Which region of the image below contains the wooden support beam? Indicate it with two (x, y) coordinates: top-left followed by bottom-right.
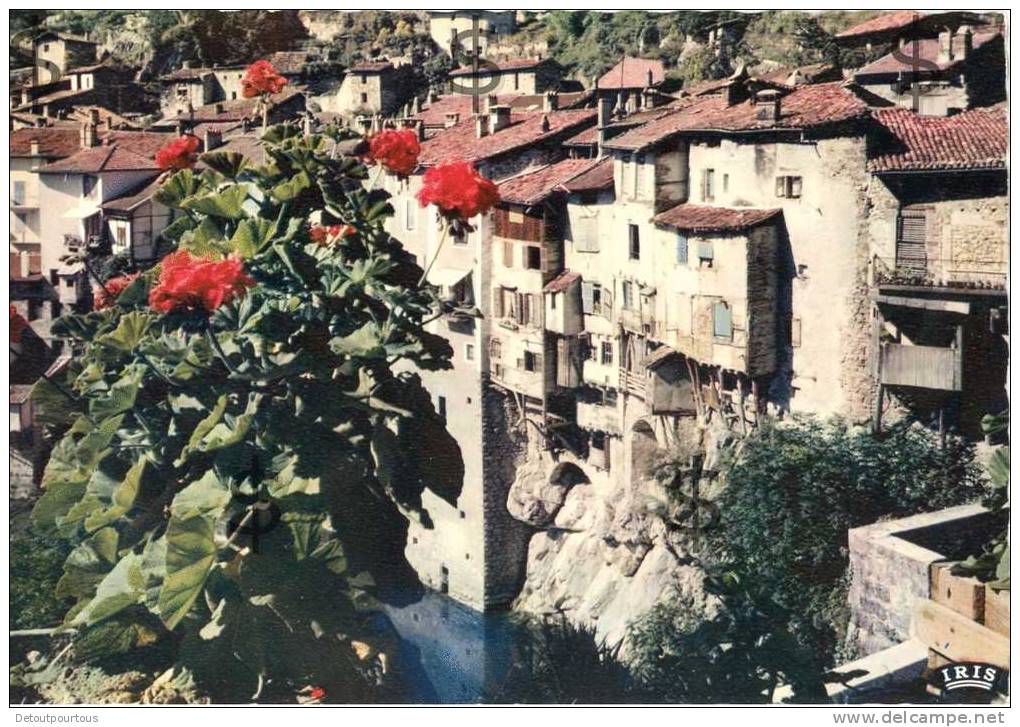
(914, 599), (1009, 670)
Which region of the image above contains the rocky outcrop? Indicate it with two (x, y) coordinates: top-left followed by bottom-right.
(510, 411), (735, 648)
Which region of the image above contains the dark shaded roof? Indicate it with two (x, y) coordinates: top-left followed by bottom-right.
(868, 107), (1007, 173)
(198, 133), (265, 166)
(10, 127), (83, 158)
(418, 108), (597, 166)
(162, 88), (303, 123)
(498, 159), (604, 205)
(854, 30), (1001, 76)
(606, 82), (870, 151)
(653, 204), (781, 233)
(449, 57), (548, 77)
(349, 61), (393, 72)
(559, 157), (614, 193)
(544, 270), (581, 293)
(38, 131), (172, 173)
(34, 31), (96, 45)
(268, 50), (318, 75)
(101, 176), (164, 212)
(597, 57), (665, 90)
(11, 87), (95, 111)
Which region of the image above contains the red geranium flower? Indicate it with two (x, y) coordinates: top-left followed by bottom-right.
(94, 273), (140, 311)
(242, 60), (288, 99)
(309, 223), (356, 245)
(417, 161), (500, 221)
(148, 251), (254, 314)
(156, 135), (200, 171)
(10, 305), (27, 344)
(365, 128), (420, 177)
(309, 687), (326, 701)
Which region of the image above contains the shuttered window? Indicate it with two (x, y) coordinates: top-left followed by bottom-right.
(713, 301), (732, 339)
(581, 281), (594, 314)
(896, 209), (928, 273)
(503, 241), (513, 267)
(676, 233), (688, 264)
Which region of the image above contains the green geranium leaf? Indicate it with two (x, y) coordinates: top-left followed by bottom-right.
(72, 551), (146, 626)
(95, 311), (153, 352)
(181, 185), (249, 220)
(200, 151), (250, 180)
(270, 171), (310, 202)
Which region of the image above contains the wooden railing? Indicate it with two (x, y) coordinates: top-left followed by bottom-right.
(619, 368), (646, 398)
(880, 343), (962, 392)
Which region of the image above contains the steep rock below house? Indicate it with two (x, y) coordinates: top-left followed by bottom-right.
(510, 413), (736, 648)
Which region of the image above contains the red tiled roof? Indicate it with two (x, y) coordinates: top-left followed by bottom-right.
(449, 57), (547, 77)
(835, 10), (925, 39)
(544, 270), (581, 293)
(350, 60), (393, 73)
(165, 88), (303, 123)
(605, 82), (870, 151)
(498, 159), (603, 205)
(559, 157), (614, 193)
(413, 92), (589, 126)
(38, 131), (172, 173)
(418, 108), (597, 166)
(653, 204), (781, 233)
(563, 125), (599, 146)
(597, 57), (665, 90)
(12, 87), (95, 111)
(854, 31), (1001, 76)
(10, 127), (83, 158)
(868, 107), (1007, 173)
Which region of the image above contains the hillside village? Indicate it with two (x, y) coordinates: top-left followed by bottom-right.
(9, 9), (1010, 705)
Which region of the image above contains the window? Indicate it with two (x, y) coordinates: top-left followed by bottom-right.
(635, 154), (647, 196)
(503, 240), (513, 267)
(701, 169), (715, 202)
(82, 175), (98, 197)
(464, 343), (476, 361)
(115, 226), (127, 246)
(621, 280), (634, 310)
(508, 209), (524, 224)
(405, 198), (416, 230)
(12, 181), (25, 206)
(582, 281), (607, 316)
(513, 72), (520, 90)
(550, 293), (557, 310)
(775, 175), (802, 198)
(360, 92), (369, 104)
(490, 339), (502, 360)
(600, 341), (613, 366)
(360, 73), (368, 83)
(698, 239), (714, 267)
(231, 91), (237, 100)
(452, 228), (467, 245)
(523, 350), (542, 372)
(628, 224), (640, 260)
(43, 44), (50, 52)
(723, 173), (729, 193)
(525, 245), (541, 270)
(437, 395), (447, 421)
(712, 301), (732, 339)
(790, 318), (802, 348)
(676, 233), (688, 264)
(896, 208), (928, 273)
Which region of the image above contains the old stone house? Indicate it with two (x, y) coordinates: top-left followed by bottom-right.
(33, 31), (97, 85)
(428, 10), (517, 57)
(447, 58), (563, 97)
(595, 57), (667, 115)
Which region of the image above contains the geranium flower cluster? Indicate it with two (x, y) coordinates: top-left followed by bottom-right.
(365, 128), (420, 177)
(309, 223), (356, 246)
(148, 251), (254, 314)
(417, 161), (500, 221)
(156, 135), (200, 171)
(242, 60), (288, 98)
(94, 273), (140, 310)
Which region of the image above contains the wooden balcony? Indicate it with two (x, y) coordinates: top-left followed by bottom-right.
(880, 342), (962, 392)
(619, 368), (646, 399)
(575, 399), (622, 436)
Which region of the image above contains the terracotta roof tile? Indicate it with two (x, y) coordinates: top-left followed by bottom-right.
(38, 132), (172, 173)
(868, 107), (1007, 172)
(597, 57), (665, 89)
(559, 157), (614, 193)
(10, 127), (83, 158)
(413, 91), (590, 126)
(835, 10), (926, 38)
(449, 58), (547, 77)
(653, 204), (781, 233)
(854, 31), (1001, 76)
(164, 88), (303, 123)
(544, 270), (581, 293)
(498, 159), (604, 205)
(418, 108), (597, 167)
(605, 82), (870, 151)
(350, 61), (393, 72)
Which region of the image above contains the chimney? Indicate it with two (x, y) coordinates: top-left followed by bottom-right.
(80, 117), (98, 148)
(20, 89), (29, 106)
(490, 104), (511, 133)
(485, 93), (498, 112)
(214, 102), (224, 114)
(598, 96), (614, 128)
(416, 119), (425, 141)
(591, 74), (599, 91)
(754, 89), (781, 122)
(645, 68), (654, 88)
(182, 60), (192, 70)
(938, 29), (954, 63)
(444, 112), (460, 128)
(204, 127), (223, 151)
(543, 91), (558, 112)
(952, 25), (973, 60)
(175, 120), (186, 136)
(474, 114), (488, 138)
(29, 139), (40, 156)
(540, 114), (550, 132)
(241, 116), (251, 133)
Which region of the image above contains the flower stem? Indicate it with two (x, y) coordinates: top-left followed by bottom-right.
(417, 220), (451, 288)
(207, 326), (240, 377)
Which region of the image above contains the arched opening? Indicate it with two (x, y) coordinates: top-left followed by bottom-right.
(549, 461), (591, 489)
(631, 419), (659, 484)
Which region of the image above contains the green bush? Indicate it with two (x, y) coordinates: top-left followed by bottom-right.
(709, 417), (986, 663)
(10, 510), (73, 632)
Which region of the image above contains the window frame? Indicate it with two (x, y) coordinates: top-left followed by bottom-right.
(628, 224), (640, 261)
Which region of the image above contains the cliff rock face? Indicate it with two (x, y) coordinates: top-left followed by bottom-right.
(508, 408), (731, 647)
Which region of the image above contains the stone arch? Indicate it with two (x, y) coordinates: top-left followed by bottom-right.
(630, 418), (660, 484)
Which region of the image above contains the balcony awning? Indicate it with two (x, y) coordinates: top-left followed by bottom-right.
(62, 201), (100, 219)
(425, 266), (472, 287)
(875, 294), (970, 315)
(641, 345), (681, 370)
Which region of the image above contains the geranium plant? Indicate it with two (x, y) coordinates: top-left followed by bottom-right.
(31, 121), (462, 702)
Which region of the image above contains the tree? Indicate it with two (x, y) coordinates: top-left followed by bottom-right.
(31, 122), (464, 702)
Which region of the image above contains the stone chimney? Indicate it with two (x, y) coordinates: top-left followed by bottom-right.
(20, 89), (29, 106)
(214, 102), (224, 114)
(444, 112), (460, 128)
(490, 105), (511, 133)
(416, 119), (425, 141)
(645, 68), (654, 87)
(485, 93), (498, 113)
(540, 114), (550, 132)
(175, 120), (186, 136)
(952, 25), (973, 60)
(182, 60), (192, 70)
(474, 114), (488, 138)
(754, 89), (781, 122)
(543, 91), (558, 112)
(29, 139), (40, 156)
(598, 96), (614, 128)
(204, 127), (223, 151)
(80, 111), (98, 148)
